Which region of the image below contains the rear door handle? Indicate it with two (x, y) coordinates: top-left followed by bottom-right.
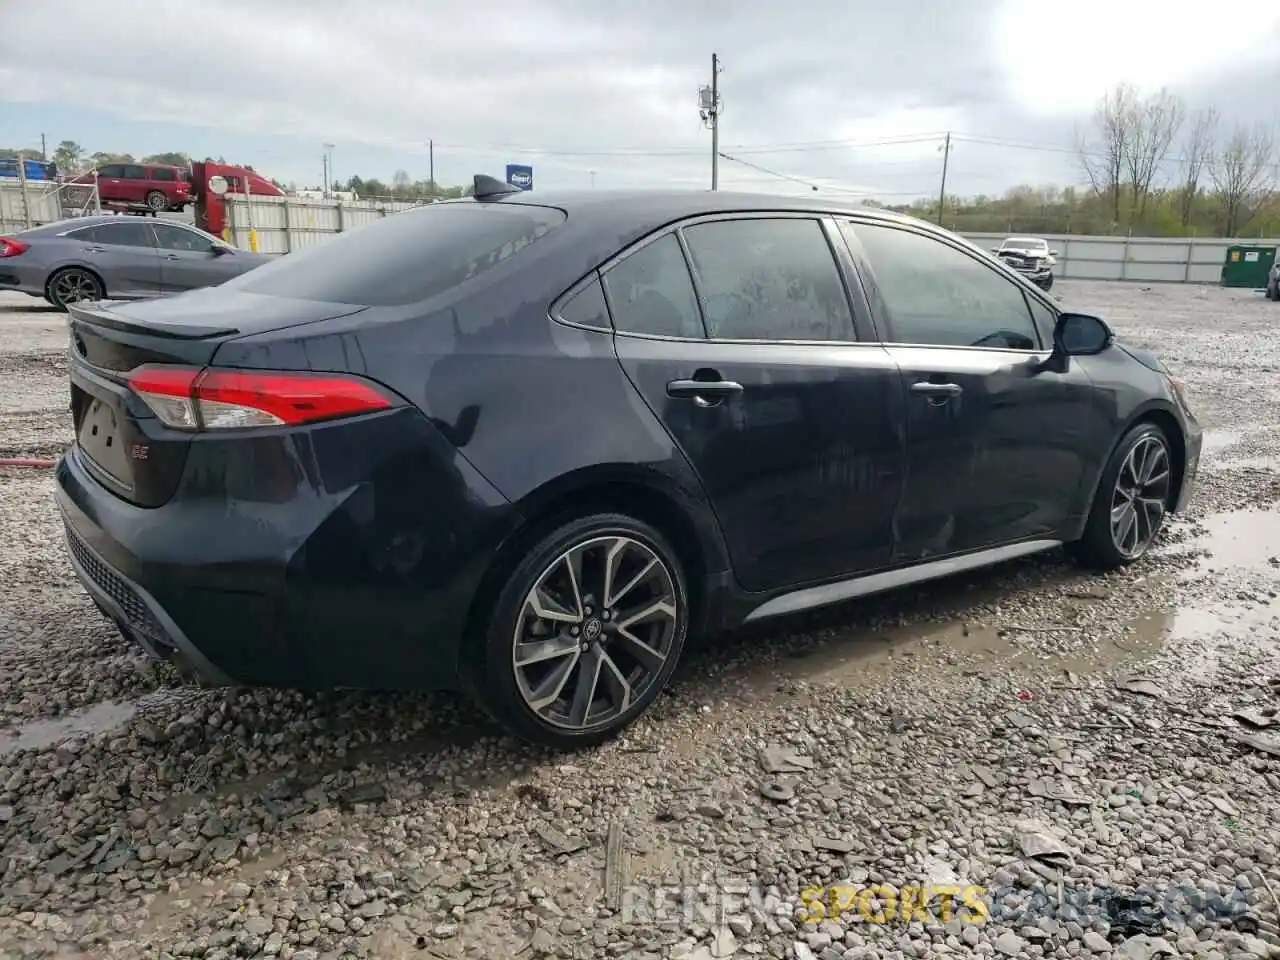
(667, 378), (743, 407)
(911, 381), (963, 397)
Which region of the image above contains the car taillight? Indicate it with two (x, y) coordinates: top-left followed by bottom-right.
(0, 237), (29, 258)
(126, 365), (394, 430)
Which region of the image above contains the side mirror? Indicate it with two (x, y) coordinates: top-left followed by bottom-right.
(211, 244), (232, 256)
(990, 247), (1001, 254)
(1054, 312), (1113, 356)
(1049, 249), (1060, 257)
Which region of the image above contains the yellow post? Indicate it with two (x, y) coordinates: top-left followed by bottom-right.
(248, 230), (260, 253)
(222, 226), (232, 244)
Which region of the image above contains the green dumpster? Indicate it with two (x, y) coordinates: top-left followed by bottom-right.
(1220, 245), (1277, 288)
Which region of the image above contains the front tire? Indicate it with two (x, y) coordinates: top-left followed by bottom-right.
(1067, 422), (1174, 571)
(1039, 274), (1054, 291)
(468, 512), (689, 749)
(145, 191), (168, 212)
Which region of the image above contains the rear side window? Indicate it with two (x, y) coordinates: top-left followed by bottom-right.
(602, 234), (704, 339)
(122, 165), (147, 179)
(681, 217), (854, 341)
(556, 276), (611, 329)
(151, 167), (177, 182)
(228, 202), (565, 306)
(92, 221), (156, 248)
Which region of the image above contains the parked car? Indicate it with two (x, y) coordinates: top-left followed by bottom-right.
(54, 176), (1202, 749)
(993, 236), (1058, 290)
(69, 163), (194, 212)
(1267, 257), (1280, 301)
(0, 215), (272, 310)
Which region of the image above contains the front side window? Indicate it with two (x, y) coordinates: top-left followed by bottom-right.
(153, 224), (214, 253)
(97, 165), (123, 178)
(842, 222), (1041, 351)
(681, 217), (854, 342)
(93, 221), (156, 248)
(226, 201), (564, 306)
(602, 233), (704, 339)
(121, 165), (147, 180)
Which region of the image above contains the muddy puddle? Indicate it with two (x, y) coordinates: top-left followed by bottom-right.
(1187, 507), (1280, 574)
(0, 690), (193, 757)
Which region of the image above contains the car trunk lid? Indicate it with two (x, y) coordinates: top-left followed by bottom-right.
(66, 292), (368, 507)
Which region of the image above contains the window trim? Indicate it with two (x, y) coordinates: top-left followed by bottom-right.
(838, 217), (1049, 355)
(554, 210), (874, 346)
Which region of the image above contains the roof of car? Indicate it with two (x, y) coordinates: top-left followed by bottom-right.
(20, 215), (209, 237)
(479, 187), (927, 227)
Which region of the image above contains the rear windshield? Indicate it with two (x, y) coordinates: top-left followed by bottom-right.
(225, 201), (566, 307)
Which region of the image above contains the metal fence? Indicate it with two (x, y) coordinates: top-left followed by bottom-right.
(958, 232), (1278, 285)
(0, 178), (100, 233)
(222, 194), (427, 254)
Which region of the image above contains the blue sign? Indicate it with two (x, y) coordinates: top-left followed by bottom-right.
(505, 164), (533, 190)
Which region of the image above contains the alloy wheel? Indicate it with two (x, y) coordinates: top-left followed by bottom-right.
(511, 535), (679, 731)
(51, 270), (101, 307)
(1109, 434), (1171, 559)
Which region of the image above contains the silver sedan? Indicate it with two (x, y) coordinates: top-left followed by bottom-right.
(0, 215), (273, 311)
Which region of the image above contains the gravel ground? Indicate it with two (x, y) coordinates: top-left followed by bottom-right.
(1, 282), (1280, 960)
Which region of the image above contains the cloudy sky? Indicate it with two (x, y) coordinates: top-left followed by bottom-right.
(1, 0), (1277, 201)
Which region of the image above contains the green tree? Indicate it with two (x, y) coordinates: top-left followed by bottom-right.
(142, 151), (190, 166)
(52, 140), (83, 173)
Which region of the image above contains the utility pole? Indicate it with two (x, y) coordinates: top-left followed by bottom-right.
(323, 144), (336, 194)
(321, 152), (329, 197)
(699, 56), (723, 190)
(937, 132), (951, 226)
(429, 139), (435, 192)
(40, 134), (47, 161)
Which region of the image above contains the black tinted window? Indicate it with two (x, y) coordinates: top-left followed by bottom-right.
(682, 218), (854, 341)
(227, 202), (565, 306)
(122, 165), (147, 179)
(843, 222), (1041, 350)
(153, 224), (214, 252)
(93, 221), (156, 248)
(603, 234), (703, 338)
(98, 165), (123, 178)
(151, 167), (177, 182)
(556, 276), (610, 329)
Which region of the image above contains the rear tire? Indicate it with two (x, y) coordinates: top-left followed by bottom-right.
(1039, 274), (1054, 291)
(466, 512), (689, 749)
(145, 191), (167, 212)
(46, 267), (104, 311)
(1067, 422), (1174, 571)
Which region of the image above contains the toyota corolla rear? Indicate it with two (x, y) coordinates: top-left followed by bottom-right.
(54, 280), (521, 692)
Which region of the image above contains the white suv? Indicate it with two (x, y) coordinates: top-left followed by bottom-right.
(992, 236), (1058, 291)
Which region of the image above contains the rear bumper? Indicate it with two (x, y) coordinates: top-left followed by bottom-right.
(54, 408), (521, 691)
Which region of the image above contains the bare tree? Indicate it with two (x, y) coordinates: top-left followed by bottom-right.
(1210, 123), (1277, 236)
(1125, 88), (1184, 219)
(1078, 83), (1141, 227)
(1177, 107), (1219, 227)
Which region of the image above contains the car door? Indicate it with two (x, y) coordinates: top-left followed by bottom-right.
(152, 223), (240, 292)
(79, 219), (162, 298)
(117, 164), (148, 203)
(836, 219), (1098, 564)
(602, 215), (908, 593)
(95, 164), (125, 202)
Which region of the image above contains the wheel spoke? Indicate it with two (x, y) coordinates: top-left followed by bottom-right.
(607, 557), (657, 610)
(563, 548), (585, 620)
(525, 650), (581, 712)
(528, 585), (579, 624)
(598, 650), (633, 714)
(615, 627), (667, 669)
(615, 598), (677, 632)
(568, 646), (604, 726)
(1113, 503), (1138, 552)
(514, 635), (580, 668)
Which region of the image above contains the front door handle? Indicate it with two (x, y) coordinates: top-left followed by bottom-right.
(163, 254), (181, 261)
(667, 378), (743, 407)
(911, 381), (963, 398)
